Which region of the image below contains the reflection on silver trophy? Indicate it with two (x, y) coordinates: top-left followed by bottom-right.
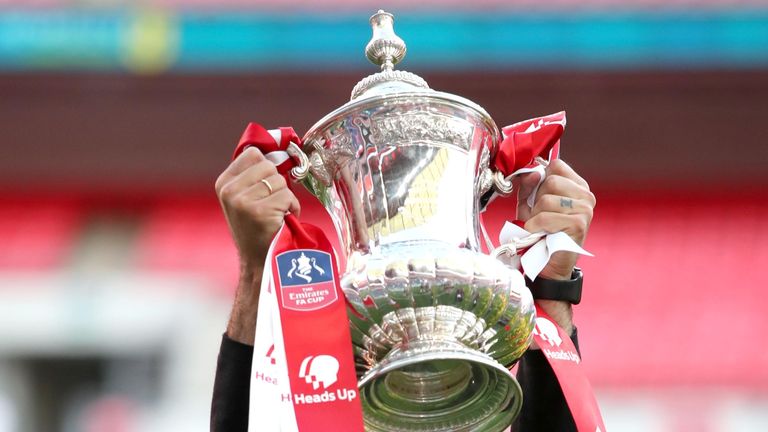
(286, 10), (536, 431)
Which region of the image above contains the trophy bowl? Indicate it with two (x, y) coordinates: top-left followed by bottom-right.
(296, 11), (536, 431)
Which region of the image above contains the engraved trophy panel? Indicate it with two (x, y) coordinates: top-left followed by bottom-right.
(297, 10), (535, 432)
(306, 97), (494, 257)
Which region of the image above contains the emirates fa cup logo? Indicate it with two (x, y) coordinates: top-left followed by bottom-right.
(287, 252), (326, 283)
(276, 250), (337, 312)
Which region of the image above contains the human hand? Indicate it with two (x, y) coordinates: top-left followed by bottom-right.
(514, 159), (595, 334)
(215, 147), (301, 345)
(516, 159), (595, 279)
(215, 147), (301, 271)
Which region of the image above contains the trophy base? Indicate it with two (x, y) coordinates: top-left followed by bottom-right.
(358, 339), (522, 432)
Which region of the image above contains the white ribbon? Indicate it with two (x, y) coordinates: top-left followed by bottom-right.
(509, 163), (547, 208)
(248, 220), (299, 432)
(264, 129), (291, 166)
(498, 222), (593, 281)
(496, 114), (564, 207)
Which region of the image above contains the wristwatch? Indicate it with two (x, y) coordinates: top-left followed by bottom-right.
(526, 267), (583, 305)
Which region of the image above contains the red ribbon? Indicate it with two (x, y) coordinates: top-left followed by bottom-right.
(533, 306), (606, 431)
(268, 222), (363, 430)
(235, 123), (303, 177)
(494, 111), (565, 176)
(234, 125), (364, 431)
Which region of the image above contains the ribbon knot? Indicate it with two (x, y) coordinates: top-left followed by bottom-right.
(498, 221), (593, 281)
(233, 123), (316, 247)
(234, 123), (303, 177)
(493, 111), (565, 177)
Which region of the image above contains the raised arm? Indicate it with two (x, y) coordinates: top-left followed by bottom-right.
(210, 147), (300, 431)
(513, 159), (596, 431)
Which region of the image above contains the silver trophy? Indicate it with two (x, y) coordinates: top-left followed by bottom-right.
(288, 11), (536, 431)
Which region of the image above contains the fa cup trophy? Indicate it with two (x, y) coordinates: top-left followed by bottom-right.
(280, 10), (537, 431)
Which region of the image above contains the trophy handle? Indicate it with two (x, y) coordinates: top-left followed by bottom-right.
(491, 170), (515, 196)
(490, 231), (546, 260)
(478, 167), (515, 200)
(285, 141), (334, 187)
(285, 142), (310, 181)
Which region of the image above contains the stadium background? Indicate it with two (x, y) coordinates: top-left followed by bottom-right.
(1, 1), (767, 431)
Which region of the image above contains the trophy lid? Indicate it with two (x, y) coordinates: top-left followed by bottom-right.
(303, 10), (499, 158)
(350, 10), (431, 100)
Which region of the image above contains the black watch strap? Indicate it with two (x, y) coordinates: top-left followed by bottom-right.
(526, 267), (583, 305)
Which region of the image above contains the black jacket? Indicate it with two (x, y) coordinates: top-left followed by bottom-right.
(211, 331), (579, 431)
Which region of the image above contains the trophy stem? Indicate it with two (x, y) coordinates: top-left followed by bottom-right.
(358, 339), (523, 432)
(384, 360), (472, 405)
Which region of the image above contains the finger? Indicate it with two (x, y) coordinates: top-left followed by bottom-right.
(546, 159), (589, 189)
(235, 172), (294, 206)
(531, 194), (594, 218)
(231, 146), (267, 176)
(524, 211), (590, 244)
(259, 173), (288, 197)
(233, 173), (288, 206)
(215, 147), (267, 193)
(260, 188), (300, 216)
(535, 174), (596, 206)
(288, 192), (301, 218)
(512, 171), (542, 205)
(512, 171), (542, 221)
(218, 160), (279, 202)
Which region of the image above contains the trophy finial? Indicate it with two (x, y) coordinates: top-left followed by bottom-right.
(365, 10), (406, 71)
(350, 10), (429, 99)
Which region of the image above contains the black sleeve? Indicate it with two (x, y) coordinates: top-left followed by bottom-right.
(210, 334), (254, 432)
(513, 327), (580, 432)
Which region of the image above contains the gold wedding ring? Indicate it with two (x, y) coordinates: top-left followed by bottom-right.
(260, 178), (273, 195)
